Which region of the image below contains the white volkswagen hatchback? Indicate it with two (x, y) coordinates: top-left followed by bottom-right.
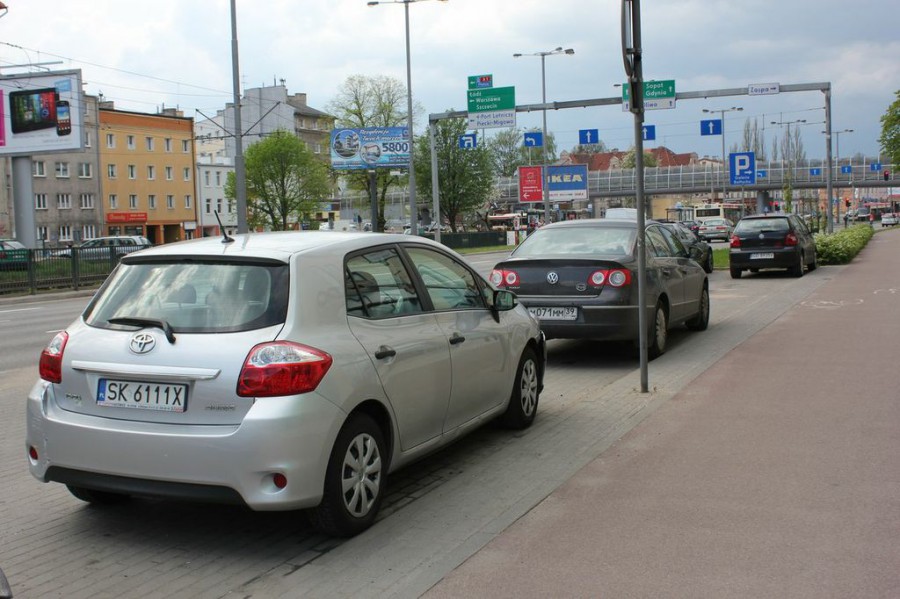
(27, 232), (545, 536)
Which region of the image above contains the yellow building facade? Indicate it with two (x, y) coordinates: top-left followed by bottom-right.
(98, 106), (197, 244)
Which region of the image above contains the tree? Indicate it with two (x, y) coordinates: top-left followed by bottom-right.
(621, 148), (658, 168)
(225, 130), (330, 231)
(879, 90), (900, 166)
(326, 74), (423, 230)
(740, 118), (767, 162)
(484, 128), (558, 178)
(571, 140), (608, 155)
(413, 116), (494, 233)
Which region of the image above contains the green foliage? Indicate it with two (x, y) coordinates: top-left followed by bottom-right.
(621, 148), (658, 168)
(484, 128), (558, 177)
(814, 224), (874, 265)
(236, 130), (331, 231)
(413, 117), (495, 232)
(879, 90), (900, 166)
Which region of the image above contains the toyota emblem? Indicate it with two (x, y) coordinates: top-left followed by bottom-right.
(129, 332), (157, 355)
(547, 272), (559, 285)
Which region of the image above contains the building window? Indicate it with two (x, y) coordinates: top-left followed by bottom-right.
(79, 193), (95, 209)
(78, 163), (93, 178)
(85, 132), (93, 148)
(55, 162), (70, 178)
(34, 193), (48, 210)
(314, 143), (322, 154)
(57, 193), (72, 210)
(37, 226), (49, 242)
(147, 165), (156, 180)
(165, 138), (172, 152)
(108, 164), (117, 179)
(58, 225), (73, 243)
(127, 135), (135, 149)
(165, 166), (173, 180)
(183, 195), (192, 209)
(183, 167), (191, 181)
(128, 165), (137, 179)
(146, 136), (154, 151)
(205, 198), (211, 214)
(106, 133), (116, 148)
(129, 194), (138, 209)
(82, 225), (97, 240)
(109, 194), (118, 210)
(204, 171), (210, 186)
(215, 171), (221, 186)
(148, 194), (157, 210)
(216, 198), (223, 213)
(182, 139), (190, 152)
(32, 161), (46, 177)
(167, 195), (175, 209)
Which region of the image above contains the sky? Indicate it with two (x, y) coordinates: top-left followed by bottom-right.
(1, 0), (897, 163)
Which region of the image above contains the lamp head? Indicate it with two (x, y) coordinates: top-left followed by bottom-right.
(513, 53), (522, 58)
(564, 48), (575, 55)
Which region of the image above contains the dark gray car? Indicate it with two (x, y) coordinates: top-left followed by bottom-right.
(490, 219), (710, 359)
(728, 214), (818, 278)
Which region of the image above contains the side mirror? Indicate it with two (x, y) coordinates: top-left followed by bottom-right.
(493, 289), (518, 312)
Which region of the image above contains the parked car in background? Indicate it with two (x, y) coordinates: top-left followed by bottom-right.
(0, 239), (28, 271)
(697, 218), (734, 242)
(52, 236), (151, 261)
(490, 218), (709, 359)
(27, 232), (545, 537)
(661, 221), (714, 273)
(729, 214), (817, 278)
(880, 213), (898, 227)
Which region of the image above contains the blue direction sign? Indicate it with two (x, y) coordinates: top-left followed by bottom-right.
(642, 125), (656, 141)
(524, 131), (543, 147)
(458, 133), (477, 149)
(547, 165), (588, 201)
(810, 168), (822, 176)
(841, 165), (853, 174)
(700, 119), (722, 136)
(730, 152), (756, 185)
(579, 129), (599, 145)
(870, 163), (882, 171)
(757, 169), (767, 178)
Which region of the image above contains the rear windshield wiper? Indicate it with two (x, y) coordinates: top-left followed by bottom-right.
(108, 317), (176, 344)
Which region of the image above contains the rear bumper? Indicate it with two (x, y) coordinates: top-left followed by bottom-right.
(26, 379), (344, 511)
(729, 248), (800, 270)
(520, 300), (643, 341)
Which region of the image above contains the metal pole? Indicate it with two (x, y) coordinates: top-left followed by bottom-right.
(429, 122), (441, 243)
(824, 86), (834, 233)
(230, 0), (248, 234)
(404, 1), (418, 235)
(541, 53), (550, 224)
(721, 110), (726, 201)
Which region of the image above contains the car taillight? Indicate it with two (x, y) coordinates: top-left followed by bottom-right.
(490, 269), (519, 287)
(237, 342), (333, 397)
(39, 331), (68, 384)
(785, 232), (798, 246)
(730, 234), (741, 248)
(588, 269), (631, 288)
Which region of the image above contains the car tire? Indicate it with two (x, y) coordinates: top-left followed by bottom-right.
(790, 253), (804, 278)
(704, 253), (714, 274)
(500, 347), (540, 430)
(730, 266), (742, 279)
(808, 251), (818, 272)
(66, 485), (130, 505)
(310, 412), (387, 537)
(686, 285), (710, 331)
(648, 302), (668, 360)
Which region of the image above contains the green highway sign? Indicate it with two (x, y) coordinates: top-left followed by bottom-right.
(467, 86), (515, 113)
(621, 79), (676, 111)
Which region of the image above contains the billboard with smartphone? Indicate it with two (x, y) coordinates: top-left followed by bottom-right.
(0, 69), (84, 155)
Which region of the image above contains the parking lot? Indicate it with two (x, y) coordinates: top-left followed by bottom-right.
(0, 260), (835, 598)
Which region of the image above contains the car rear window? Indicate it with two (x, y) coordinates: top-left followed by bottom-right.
(84, 260), (289, 333)
(734, 218), (789, 234)
(513, 226), (636, 257)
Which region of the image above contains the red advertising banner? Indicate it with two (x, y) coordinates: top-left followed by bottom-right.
(107, 212), (148, 223)
(518, 166), (543, 203)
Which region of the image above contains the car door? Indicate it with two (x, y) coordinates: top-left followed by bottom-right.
(344, 246), (451, 452)
(790, 215), (817, 262)
(645, 225), (687, 321)
(658, 225), (705, 318)
(402, 245), (512, 433)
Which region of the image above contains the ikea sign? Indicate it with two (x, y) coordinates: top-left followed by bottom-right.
(548, 165), (588, 200)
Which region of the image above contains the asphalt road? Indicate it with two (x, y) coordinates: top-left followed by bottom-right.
(0, 259), (834, 598)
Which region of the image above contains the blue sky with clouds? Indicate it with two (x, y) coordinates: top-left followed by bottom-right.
(1, 0), (896, 161)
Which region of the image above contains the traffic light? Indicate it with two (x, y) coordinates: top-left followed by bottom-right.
(845, 199), (851, 208)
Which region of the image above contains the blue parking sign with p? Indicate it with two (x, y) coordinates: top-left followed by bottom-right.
(730, 152), (756, 185)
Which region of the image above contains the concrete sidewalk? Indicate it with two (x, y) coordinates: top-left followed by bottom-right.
(425, 230), (900, 598)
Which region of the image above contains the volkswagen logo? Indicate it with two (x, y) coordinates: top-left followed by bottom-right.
(547, 272), (559, 285)
(129, 333), (156, 355)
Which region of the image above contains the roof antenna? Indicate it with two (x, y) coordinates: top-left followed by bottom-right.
(214, 211), (235, 243)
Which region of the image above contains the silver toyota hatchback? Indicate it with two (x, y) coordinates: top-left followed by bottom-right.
(27, 232), (545, 536)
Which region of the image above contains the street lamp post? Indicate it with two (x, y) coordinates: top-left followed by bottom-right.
(824, 128), (853, 226)
(702, 107), (742, 202)
(513, 47), (574, 224)
(771, 118), (807, 213)
(367, 0), (447, 235)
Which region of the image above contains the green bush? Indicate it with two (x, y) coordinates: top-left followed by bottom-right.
(814, 224), (874, 265)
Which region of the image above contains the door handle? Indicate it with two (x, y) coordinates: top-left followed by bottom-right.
(449, 333), (466, 345)
(374, 345), (396, 360)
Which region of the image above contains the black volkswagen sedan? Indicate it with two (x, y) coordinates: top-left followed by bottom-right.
(728, 214), (817, 278)
(490, 219), (709, 358)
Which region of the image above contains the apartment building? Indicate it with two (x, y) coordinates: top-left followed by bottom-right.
(195, 113), (236, 237)
(98, 104), (197, 244)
